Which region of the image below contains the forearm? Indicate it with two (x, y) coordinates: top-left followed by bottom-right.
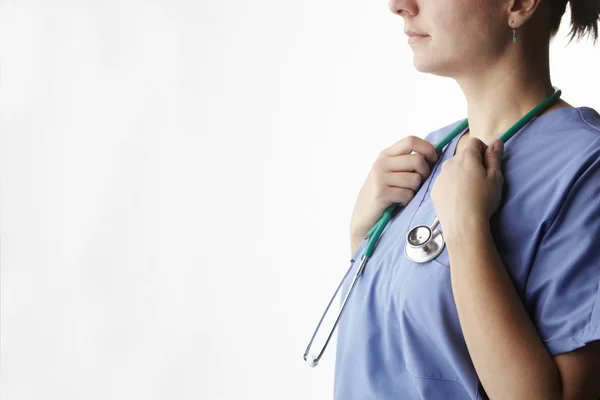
(444, 217), (562, 400)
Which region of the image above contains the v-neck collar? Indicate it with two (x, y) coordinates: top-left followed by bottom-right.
(446, 125), (469, 160)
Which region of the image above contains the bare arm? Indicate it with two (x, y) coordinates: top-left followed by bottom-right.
(445, 216), (600, 399)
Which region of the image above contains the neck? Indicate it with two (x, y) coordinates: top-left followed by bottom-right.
(455, 46), (561, 145)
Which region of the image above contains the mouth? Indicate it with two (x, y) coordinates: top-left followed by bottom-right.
(405, 31), (431, 44)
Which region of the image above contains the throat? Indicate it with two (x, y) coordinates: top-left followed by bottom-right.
(453, 100), (573, 157)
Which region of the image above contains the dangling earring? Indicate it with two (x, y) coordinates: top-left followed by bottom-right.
(512, 27), (517, 44)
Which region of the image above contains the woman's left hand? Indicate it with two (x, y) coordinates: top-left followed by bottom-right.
(431, 138), (505, 233)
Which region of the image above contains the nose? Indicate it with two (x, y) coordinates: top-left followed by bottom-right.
(388, 0), (418, 16)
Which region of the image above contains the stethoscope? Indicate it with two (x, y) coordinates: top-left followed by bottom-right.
(303, 87), (563, 367)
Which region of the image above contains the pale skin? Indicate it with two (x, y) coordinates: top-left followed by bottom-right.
(433, 139), (600, 399)
(348, 0), (600, 397)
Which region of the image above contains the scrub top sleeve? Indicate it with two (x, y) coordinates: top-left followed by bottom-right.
(525, 158), (600, 356)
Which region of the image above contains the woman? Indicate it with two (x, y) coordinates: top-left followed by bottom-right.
(336, 0), (600, 398)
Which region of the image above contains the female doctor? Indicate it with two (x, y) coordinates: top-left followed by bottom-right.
(334, 0), (600, 398)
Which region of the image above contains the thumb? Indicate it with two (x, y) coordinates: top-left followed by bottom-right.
(485, 140), (504, 178)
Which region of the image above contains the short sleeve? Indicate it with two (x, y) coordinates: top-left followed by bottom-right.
(525, 157), (600, 356)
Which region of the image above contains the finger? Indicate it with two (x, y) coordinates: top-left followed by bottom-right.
(463, 137), (487, 162)
(466, 137), (488, 152)
(382, 136), (439, 164)
(380, 154), (432, 177)
(382, 186), (416, 206)
(485, 140), (504, 178)
(382, 171), (423, 192)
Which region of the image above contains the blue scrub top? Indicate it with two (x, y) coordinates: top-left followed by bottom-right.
(334, 106), (600, 399)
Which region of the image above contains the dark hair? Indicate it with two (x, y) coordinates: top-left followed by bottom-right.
(548, 0), (600, 43)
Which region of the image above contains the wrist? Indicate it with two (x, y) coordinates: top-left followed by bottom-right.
(350, 225), (368, 242)
(350, 232), (366, 257)
(443, 214), (490, 247)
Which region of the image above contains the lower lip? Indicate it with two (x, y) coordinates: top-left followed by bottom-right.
(408, 35), (430, 44)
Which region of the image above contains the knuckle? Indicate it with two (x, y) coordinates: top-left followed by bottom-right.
(402, 189), (415, 205)
(417, 155), (430, 173)
(406, 135), (418, 148)
(412, 173), (422, 188)
(373, 157), (385, 172)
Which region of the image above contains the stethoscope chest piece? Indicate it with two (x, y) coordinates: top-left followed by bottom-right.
(404, 217), (445, 263)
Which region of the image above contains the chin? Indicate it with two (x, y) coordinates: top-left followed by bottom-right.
(412, 57), (440, 74)
(412, 55), (455, 77)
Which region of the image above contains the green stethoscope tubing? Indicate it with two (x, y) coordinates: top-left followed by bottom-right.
(362, 87), (562, 258)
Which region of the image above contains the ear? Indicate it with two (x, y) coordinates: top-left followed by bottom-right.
(506, 0), (545, 28)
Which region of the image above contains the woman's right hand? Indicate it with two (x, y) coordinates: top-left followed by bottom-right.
(350, 136), (441, 246)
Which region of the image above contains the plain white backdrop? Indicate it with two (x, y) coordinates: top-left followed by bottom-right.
(0, 0), (598, 399)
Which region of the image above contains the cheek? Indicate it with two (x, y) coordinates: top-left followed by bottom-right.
(425, 11), (472, 54)
(465, 1), (507, 50)
(430, 0), (500, 50)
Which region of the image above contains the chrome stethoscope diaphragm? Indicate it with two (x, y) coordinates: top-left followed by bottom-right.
(404, 217), (445, 263)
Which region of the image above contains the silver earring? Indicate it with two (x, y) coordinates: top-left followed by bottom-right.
(512, 28), (517, 44)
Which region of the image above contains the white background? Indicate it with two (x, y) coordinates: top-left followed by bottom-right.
(0, 1), (598, 399)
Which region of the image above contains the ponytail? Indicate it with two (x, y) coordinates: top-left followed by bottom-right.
(549, 0), (600, 43)
(568, 0), (600, 42)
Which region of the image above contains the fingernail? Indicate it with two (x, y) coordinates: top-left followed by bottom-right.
(493, 141), (504, 153)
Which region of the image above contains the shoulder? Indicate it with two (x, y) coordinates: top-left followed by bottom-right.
(509, 107), (600, 181)
(537, 106), (600, 154)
